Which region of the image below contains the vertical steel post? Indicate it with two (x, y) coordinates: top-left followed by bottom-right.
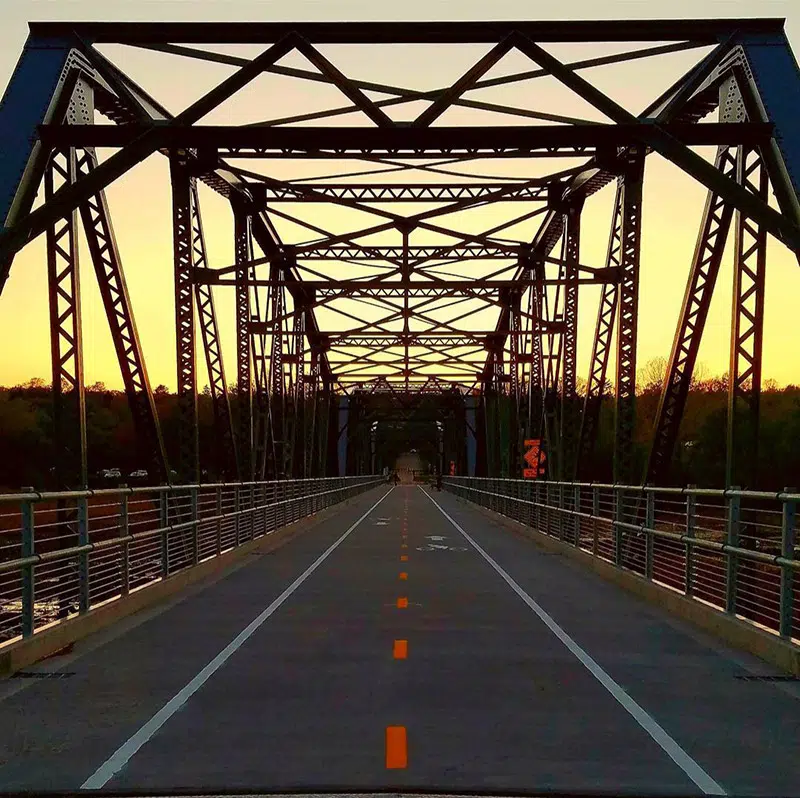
(160, 492), (170, 578)
(685, 488), (696, 596)
(592, 485), (600, 557)
(614, 153), (644, 484)
(644, 489), (655, 580)
(190, 486), (199, 565)
(46, 148), (87, 490)
(577, 186), (622, 477)
(234, 484), (241, 547)
(614, 486), (624, 566)
(726, 147), (767, 489)
(573, 484), (581, 546)
(215, 486), (223, 555)
(234, 208), (253, 481)
(120, 493), (130, 597)
(726, 490), (741, 614)
(779, 490), (795, 638)
(561, 203), (581, 479)
(21, 498), (35, 638)
(170, 156), (199, 483)
(77, 497), (89, 614)
(558, 483), (565, 540)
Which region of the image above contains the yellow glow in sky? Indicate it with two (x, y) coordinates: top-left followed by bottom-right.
(0, 0), (798, 390)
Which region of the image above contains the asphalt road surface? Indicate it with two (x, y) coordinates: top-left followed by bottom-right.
(0, 485), (798, 795)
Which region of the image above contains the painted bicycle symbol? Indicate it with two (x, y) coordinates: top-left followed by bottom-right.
(416, 534), (467, 552)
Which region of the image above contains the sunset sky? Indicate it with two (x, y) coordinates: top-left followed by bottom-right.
(1, 0), (799, 391)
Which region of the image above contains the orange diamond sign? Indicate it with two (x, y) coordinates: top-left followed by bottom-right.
(523, 439), (545, 478)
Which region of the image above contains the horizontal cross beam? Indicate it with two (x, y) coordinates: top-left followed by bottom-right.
(38, 123), (774, 154)
(30, 19), (783, 44)
(253, 182), (550, 202)
(198, 275), (617, 290)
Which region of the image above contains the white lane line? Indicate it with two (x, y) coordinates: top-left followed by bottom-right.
(82, 488), (393, 790)
(420, 487), (726, 797)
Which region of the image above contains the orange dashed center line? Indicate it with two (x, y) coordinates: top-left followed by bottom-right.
(397, 597), (408, 608)
(393, 639), (408, 659)
(386, 726), (408, 768)
(399, 572), (408, 580)
(400, 555), (408, 562)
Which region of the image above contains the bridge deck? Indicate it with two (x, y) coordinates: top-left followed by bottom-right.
(0, 486), (797, 795)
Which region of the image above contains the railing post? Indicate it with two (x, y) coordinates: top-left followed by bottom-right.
(215, 486), (222, 555)
(120, 493), (130, 597)
(573, 484), (581, 546)
(160, 491), (170, 578)
(534, 481), (541, 532)
(726, 488), (741, 614)
(592, 485), (600, 557)
(191, 486), (199, 565)
(251, 485), (257, 536)
(558, 483), (565, 541)
(685, 487), (696, 597)
(21, 497), (35, 638)
(614, 486), (623, 567)
(77, 496), (89, 614)
(234, 484), (241, 547)
(779, 488), (795, 638)
(644, 489), (655, 581)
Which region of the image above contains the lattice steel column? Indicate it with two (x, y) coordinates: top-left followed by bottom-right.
(646, 146), (737, 485)
(576, 183), (622, 478)
(727, 146), (768, 489)
(75, 148), (169, 482)
(170, 155), (199, 483)
(190, 181), (238, 479)
(269, 258), (286, 477)
(46, 148), (87, 489)
(234, 207), (253, 480)
(561, 201), (582, 478)
(614, 151), (645, 485)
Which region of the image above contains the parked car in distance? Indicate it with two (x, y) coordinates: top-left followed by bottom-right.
(129, 469), (148, 479)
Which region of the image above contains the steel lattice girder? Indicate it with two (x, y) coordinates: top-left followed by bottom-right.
(190, 181), (239, 479)
(727, 146), (768, 488)
(645, 146), (738, 485)
(576, 183), (623, 477)
(76, 147), (169, 482)
(171, 156), (199, 483)
(46, 148), (87, 489)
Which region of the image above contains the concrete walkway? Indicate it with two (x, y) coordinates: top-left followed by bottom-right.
(0, 485), (798, 794)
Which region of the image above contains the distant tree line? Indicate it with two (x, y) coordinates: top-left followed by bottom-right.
(1, 360), (799, 491)
(0, 379), (220, 491)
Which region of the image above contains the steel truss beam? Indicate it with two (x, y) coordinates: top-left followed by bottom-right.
(46, 148), (87, 489)
(727, 146), (768, 488)
(190, 182), (239, 479)
(646, 146), (737, 485)
(39, 122), (775, 156)
(576, 183), (623, 477)
(613, 152), (645, 484)
(29, 19), (783, 43)
(234, 207), (254, 480)
(560, 202), (582, 479)
(76, 147), (169, 482)
(256, 182), (550, 202)
(170, 155), (199, 482)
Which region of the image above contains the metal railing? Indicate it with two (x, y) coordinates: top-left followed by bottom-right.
(0, 476), (382, 646)
(444, 477), (800, 643)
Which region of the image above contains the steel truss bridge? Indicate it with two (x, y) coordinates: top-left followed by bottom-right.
(1, 18), (800, 489)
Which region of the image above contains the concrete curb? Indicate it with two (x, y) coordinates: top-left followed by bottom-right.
(0, 493), (372, 677)
(455, 495), (800, 677)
